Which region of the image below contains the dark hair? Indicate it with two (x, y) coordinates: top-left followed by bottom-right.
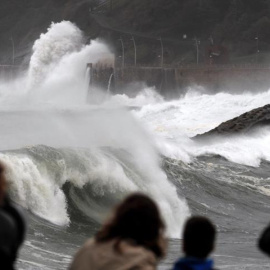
(258, 225), (270, 256)
(183, 216), (216, 259)
(0, 161), (7, 205)
(95, 193), (165, 258)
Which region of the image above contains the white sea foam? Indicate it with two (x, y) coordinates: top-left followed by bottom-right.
(2, 21), (269, 236)
(0, 153), (68, 225)
(106, 87), (164, 107)
(131, 89), (270, 167)
(0, 139), (189, 236)
(0, 21), (189, 237)
(4, 19), (270, 236)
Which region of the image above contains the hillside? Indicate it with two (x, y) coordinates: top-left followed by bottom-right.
(0, 0), (98, 64)
(91, 0), (270, 65)
(1, 0), (270, 66)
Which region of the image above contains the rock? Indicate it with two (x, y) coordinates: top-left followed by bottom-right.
(194, 104), (270, 139)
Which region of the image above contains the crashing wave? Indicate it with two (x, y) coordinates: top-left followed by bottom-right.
(0, 145), (189, 237)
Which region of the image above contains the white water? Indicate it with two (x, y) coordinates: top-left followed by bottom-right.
(1, 20), (270, 236)
(130, 89), (270, 167)
(0, 21), (189, 237)
(27, 21), (84, 89)
(1, 153), (68, 225)
(107, 73), (113, 94)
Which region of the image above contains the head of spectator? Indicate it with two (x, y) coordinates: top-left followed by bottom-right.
(95, 192), (166, 258)
(70, 193), (166, 270)
(0, 160), (26, 269)
(172, 216), (216, 270)
(0, 161), (7, 206)
(258, 224), (270, 256)
(183, 216), (216, 258)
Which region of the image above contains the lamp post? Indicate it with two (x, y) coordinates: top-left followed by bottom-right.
(157, 37), (163, 67)
(194, 37), (200, 65)
(130, 36), (137, 66)
(209, 36), (214, 45)
(118, 37), (125, 68)
(255, 36), (259, 64)
(10, 35), (14, 65)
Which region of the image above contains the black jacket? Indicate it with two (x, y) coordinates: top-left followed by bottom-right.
(0, 197), (26, 270)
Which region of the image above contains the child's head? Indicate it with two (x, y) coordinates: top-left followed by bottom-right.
(183, 216), (216, 259)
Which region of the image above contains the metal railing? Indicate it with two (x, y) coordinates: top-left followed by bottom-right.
(113, 63), (270, 70)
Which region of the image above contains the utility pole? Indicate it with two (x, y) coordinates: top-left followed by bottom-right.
(194, 37), (200, 65)
(157, 37), (163, 67)
(255, 36), (259, 64)
(10, 35), (15, 65)
(130, 36), (137, 66)
(209, 36), (214, 45)
(118, 37), (125, 68)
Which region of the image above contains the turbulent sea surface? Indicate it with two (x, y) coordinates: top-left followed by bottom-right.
(1, 21), (270, 269)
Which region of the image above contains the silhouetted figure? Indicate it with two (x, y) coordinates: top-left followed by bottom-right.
(172, 216), (217, 270)
(0, 161), (26, 270)
(258, 224), (270, 256)
(70, 193), (166, 270)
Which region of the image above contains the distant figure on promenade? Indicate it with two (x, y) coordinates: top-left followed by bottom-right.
(0, 161), (26, 270)
(172, 216), (217, 270)
(69, 193), (166, 270)
(258, 224), (270, 256)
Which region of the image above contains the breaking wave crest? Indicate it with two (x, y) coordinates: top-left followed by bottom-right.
(0, 145), (189, 237)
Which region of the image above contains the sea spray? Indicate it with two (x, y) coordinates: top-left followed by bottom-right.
(132, 89), (270, 167)
(0, 20), (190, 237)
(1, 153), (68, 225)
(27, 21), (83, 89)
(0, 142), (189, 237)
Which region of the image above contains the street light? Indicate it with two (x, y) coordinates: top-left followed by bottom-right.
(118, 37), (125, 68)
(10, 35), (15, 65)
(255, 36), (259, 63)
(193, 37), (200, 65)
(209, 36), (214, 45)
(157, 37), (163, 67)
(130, 36), (137, 66)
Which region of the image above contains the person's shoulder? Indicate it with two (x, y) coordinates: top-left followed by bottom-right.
(75, 238), (96, 255)
(69, 238), (96, 270)
(120, 240), (157, 264)
(82, 238), (95, 248)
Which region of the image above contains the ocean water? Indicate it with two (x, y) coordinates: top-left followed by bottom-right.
(1, 21), (270, 269)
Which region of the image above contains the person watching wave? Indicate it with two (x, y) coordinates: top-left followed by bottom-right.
(258, 223), (270, 257)
(0, 161), (26, 270)
(69, 193), (167, 270)
(172, 216), (217, 270)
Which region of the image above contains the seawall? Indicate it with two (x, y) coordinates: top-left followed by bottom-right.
(88, 64), (270, 98)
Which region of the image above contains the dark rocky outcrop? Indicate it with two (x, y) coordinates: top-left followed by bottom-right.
(194, 104), (270, 139)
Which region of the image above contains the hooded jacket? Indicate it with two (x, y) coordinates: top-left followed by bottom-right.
(172, 257), (215, 270)
(69, 238), (157, 270)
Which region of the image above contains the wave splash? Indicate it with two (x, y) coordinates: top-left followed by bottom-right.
(132, 89), (270, 167)
(27, 21), (84, 89)
(1, 144), (189, 237)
